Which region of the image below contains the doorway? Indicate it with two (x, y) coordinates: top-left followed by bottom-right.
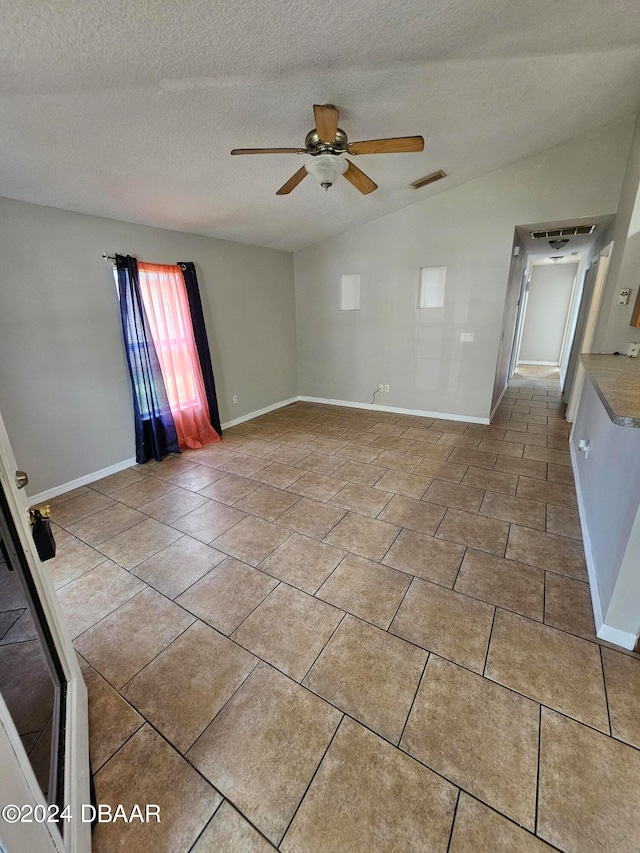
(511, 258), (579, 380)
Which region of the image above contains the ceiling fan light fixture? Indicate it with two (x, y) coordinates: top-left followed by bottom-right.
(305, 153), (348, 190)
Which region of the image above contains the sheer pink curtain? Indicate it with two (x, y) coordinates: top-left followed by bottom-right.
(137, 262), (220, 450)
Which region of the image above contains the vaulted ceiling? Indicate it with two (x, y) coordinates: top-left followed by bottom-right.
(2, 0), (640, 251)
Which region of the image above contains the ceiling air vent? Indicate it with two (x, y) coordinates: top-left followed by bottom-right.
(411, 170), (446, 189)
(530, 224), (596, 239)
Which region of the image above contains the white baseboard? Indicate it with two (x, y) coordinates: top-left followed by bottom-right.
(221, 396), (300, 429)
(517, 360), (559, 366)
(490, 385), (507, 421)
(570, 442), (638, 651)
(27, 393), (490, 507)
(298, 396), (490, 424)
(28, 457), (137, 506)
(596, 623), (638, 650)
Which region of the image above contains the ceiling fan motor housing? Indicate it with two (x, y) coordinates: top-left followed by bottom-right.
(305, 128), (349, 154)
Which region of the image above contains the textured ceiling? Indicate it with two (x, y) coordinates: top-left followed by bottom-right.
(2, 1), (640, 251)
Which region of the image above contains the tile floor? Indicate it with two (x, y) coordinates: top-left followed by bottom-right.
(39, 367), (640, 852)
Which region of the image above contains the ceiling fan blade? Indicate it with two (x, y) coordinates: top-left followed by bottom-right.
(276, 166), (309, 195)
(313, 104), (339, 144)
(343, 161), (378, 194)
(231, 148), (305, 155)
(347, 136), (424, 155)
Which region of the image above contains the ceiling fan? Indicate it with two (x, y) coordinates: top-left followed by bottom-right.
(231, 104), (424, 195)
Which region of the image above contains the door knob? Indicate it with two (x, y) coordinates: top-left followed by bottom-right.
(15, 471), (29, 489)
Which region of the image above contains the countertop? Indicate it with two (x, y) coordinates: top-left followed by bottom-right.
(581, 353), (640, 428)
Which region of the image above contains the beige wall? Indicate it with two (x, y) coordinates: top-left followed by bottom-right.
(0, 198), (296, 496)
(293, 117), (634, 421)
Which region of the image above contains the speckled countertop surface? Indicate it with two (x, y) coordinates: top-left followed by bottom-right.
(581, 354), (640, 428)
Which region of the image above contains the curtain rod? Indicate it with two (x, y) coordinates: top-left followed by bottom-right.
(102, 253), (188, 271)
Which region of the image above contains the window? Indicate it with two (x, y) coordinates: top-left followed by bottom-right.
(137, 264), (200, 411)
(116, 261), (219, 449)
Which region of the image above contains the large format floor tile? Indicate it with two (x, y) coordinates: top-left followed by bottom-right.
(130, 535), (225, 599)
(212, 515), (291, 565)
(277, 498), (347, 539)
(485, 609), (609, 731)
(401, 656), (539, 830)
(479, 491), (546, 530)
(171, 500), (247, 543)
(112, 478), (175, 509)
(601, 647), (640, 748)
(382, 529), (465, 587)
(329, 482), (393, 517)
(123, 620), (257, 752)
(258, 533), (345, 594)
(324, 512), (400, 561)
(304, 615), (426, 743)
(316, 552), (411, 629)
(75, 586), (195, 688)
(436, 508), (509, 556)
(281, 717), (457, 853)
(47, 538), (109, 589)
(50, 491), (115, 527)
(373, 469), (433, 499)
(543, 572), (596, 640)
(93, 724), (220, 853)
(56, 561), (144, 638)
(377, 493), (445, 535)
(454, 548), (544, 621)
(78, 657), (144, 772)
(235, 484), (301, 520)
(67, 503), (146, 546)
(97, 518), (182, 568)
(449, 793), (555, 852)
(506, 524), (587, 580)
(423, 480), (485, 513)
(137, 487), (209, 523)
(538, 708), (640, 852)
(192, 801), (276, 852)
(187, 663), (341, 845)
(176, 557), (278, 635)
(232, 583), (343, 680)
(390, 579), (494, 672)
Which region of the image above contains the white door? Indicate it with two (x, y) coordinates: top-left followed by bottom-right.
(0, 411), (91, 853)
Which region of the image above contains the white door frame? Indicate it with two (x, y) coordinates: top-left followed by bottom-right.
(508, 262), (532, 379)
(566, 242), (613, 422)
(0, 411), (91, 853)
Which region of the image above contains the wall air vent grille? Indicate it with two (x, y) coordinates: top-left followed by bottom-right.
(411, 170), (446, 189)
(530, 225), (596, 239)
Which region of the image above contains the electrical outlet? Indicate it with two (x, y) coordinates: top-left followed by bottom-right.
(233, 395), (238, 404)
(618, 289), (631, 306)
(460, 332), (474, 342)
(384, 385), (390, 393)
(627, 342), (640, 358)
(378, 384), (384, 392)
